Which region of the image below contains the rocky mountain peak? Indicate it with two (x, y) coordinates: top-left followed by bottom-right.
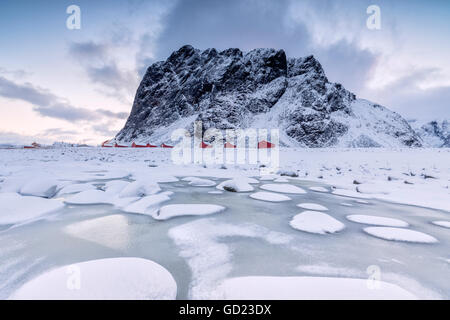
(116, 45), (422, 148)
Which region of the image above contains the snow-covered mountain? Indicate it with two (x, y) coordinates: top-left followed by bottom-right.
(116, 45), (422, 147)
(409, 120), (449, 148)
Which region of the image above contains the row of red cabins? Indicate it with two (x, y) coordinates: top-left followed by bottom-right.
(102, 140), (276, 149)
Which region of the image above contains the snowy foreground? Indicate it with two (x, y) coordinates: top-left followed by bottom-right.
(0, 147), (449, 300)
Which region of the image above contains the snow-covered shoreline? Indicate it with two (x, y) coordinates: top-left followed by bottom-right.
(1, 147), (448, 212)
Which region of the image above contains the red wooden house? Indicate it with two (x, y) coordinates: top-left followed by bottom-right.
(258, 140), (275, 149)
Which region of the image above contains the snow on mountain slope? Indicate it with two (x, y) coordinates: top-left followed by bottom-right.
(116, 45), (422, 148)
(409, 119), (449, 148)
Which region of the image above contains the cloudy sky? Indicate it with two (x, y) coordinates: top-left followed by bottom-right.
(0, 0), (449, 144)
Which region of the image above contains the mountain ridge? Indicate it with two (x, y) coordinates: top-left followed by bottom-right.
(116, 45), (422, 148)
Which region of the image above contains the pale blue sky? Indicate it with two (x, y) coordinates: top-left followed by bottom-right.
(0, 0), (449, 144)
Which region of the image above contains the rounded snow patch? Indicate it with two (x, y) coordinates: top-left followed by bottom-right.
(432, 221), (450, 229)
(58, 183), (95, 195)
(260, 184), (306, 194)
(347, 215), (409, 227)
(118, 180), (161, 198)
(297, 203), (328, 211)
(20, 178), (62, 198)
(123, 192), (172, 214)
(217, 179), (254, 192)
(363, 227), (438, 243)
(9, 258), (177, 300)
(188, 178), (216, 187)
(0, 193), (64, 225)
(274, 177), (289, 183)
(250, 191), (291, 202)
(153, 204), (226, 220)
(65, 190), (110, 205)
(290, 211), (345, 234)
(217, 276), (416, 300)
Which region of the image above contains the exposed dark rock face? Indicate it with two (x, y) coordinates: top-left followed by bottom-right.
(116, 45), (422, 147)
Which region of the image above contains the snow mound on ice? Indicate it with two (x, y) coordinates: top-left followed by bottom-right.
(259, 175), (278, 181)
(153, 204), (226, 220)
(432, 221), (450, 229)
(20, 178), (63, 198)
(260, 184), (306, 194)
(363, 227), (438, 243)
(129, 172), (179, 183)
(123, 192), (172, 214)
(216, 276), (416, 300)
(152, 175), (179, 183)
(290, 211), (345, 234)
(274, 177), (289, 183)
(9, 258), (177, 300)
(0, 193), (64, 225)
(297, 203), (328, 211)
(109, 196), (140, 209)
(217, 179), (254, 192)
(65, 190), (110, 205)
(103, 180), (130, 194)
(58, 183), (95, 195)
(250, 191), (291, 202)
(0, 176), (30, 193)
(184, 177), (216, 187)
(118, 180), (161, 198)
(309, 186), (328, 193)
(347, 215), (409, 227)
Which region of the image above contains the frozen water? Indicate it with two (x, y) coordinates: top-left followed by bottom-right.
(332, 189), (372, 199)
(297, 203), (328, 211)
(0, 147), (449, 300)
(216, 276), (416, 300)
(154, 204), (226, 220)
(309, 186), (328, 193)
(260, 184), (306, 194)
(341, 202), (354, 207)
